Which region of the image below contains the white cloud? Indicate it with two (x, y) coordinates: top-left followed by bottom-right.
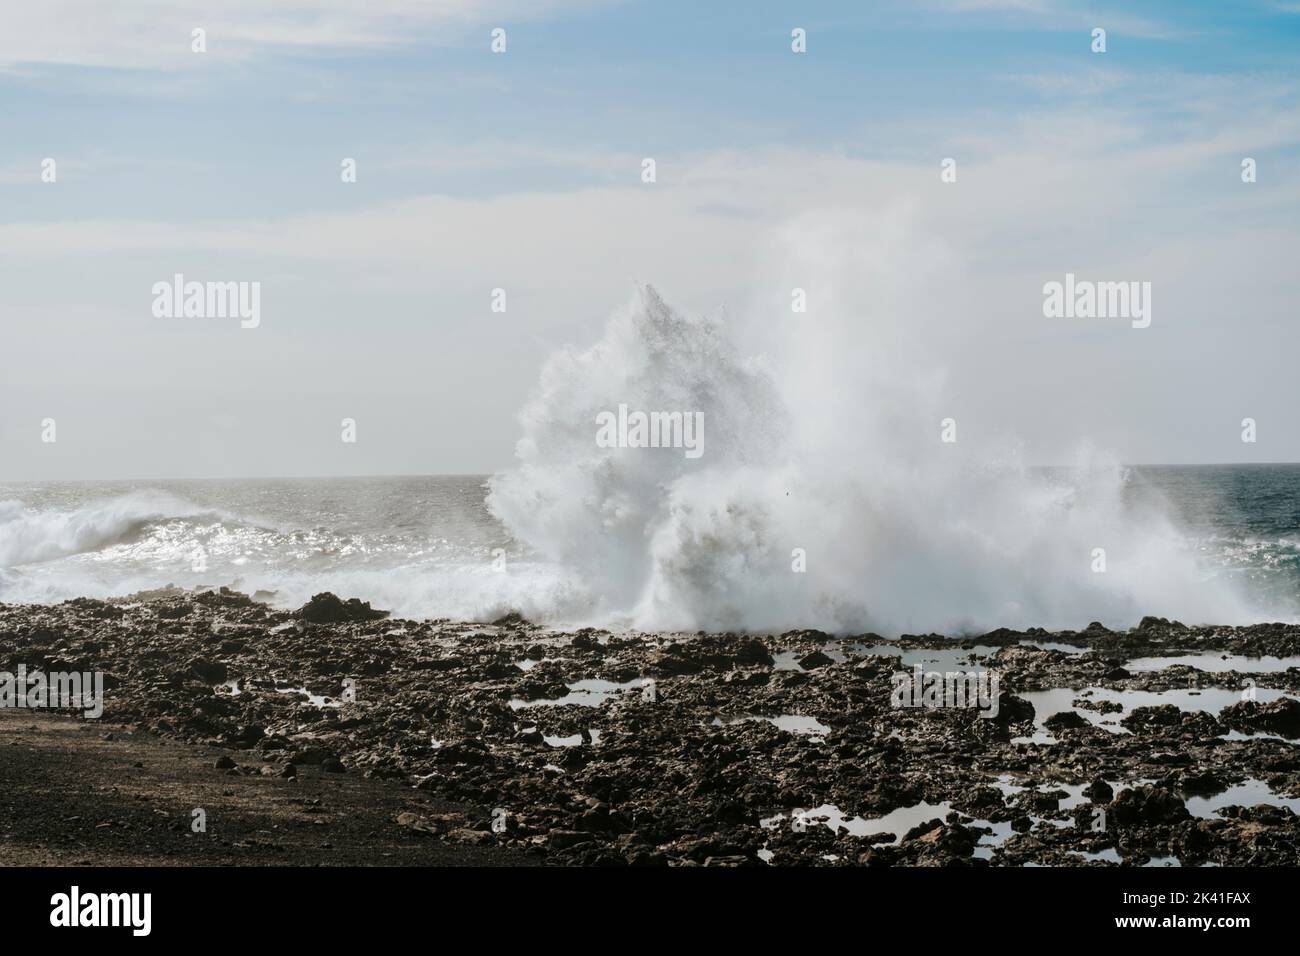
(0, 0), (610, 69)
(2, 93), (1299, 476)
(920, 0), (1180, 39)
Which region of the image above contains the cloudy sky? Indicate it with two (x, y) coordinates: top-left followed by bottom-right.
(2, 0), (1299, 480)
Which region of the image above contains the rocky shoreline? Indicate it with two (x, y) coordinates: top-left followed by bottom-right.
(2, 588), (1299, 866)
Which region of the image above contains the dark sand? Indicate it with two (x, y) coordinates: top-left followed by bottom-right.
(0, 710), (529, 866)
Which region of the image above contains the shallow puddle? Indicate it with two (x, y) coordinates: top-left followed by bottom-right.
(756, 775), (1297, 866)
(274, 686), (339, 708)
(1125, 652), (1300, 674)
(1026, 642), (1088, 654)
(216, 679), (339, 708)
(542, 729), (602, 748)
(992, 775), (1102, 812)
(774, 642), (999, 672)
(1072, 847), (1121, 864)
(712, 714), (831, 740)
(851, 644), (1000, 671)
(1014, 686), (1299, 743)
(773, 649), (847, 670)
(509, 677), (643, 710)
(1186, 779), (1300, 818)
(761, 800), (953, 841)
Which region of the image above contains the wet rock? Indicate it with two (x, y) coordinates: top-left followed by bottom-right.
(235, 724), (265, 744)
(1043, 711), (1089, 731)
(1109, 786), (1191, 826)
(1077, 698), (1123, 714)
(902, 819), (945, 842)
(298, 592), (389, 624)
(1121, 705), (1186, 730)
(1177, 771), (1226, 795)
(1221, 698), (1300, 738)
(8, 588), (1300, 868)
(1029, 789), (1065, 813)
(724, 670), (769, 687)
(548, 830), (590, 850)
(953, 786), (1006, 819)
(648, 646), (702, 676)
(189, 660), (227, 686)
(577, 803), (615, 832)
(433, 739), (492, 766)
(798, 650), (834, 670)
(733, 639), (775, 667)
(1083, 778), (1114, 803)
(991, 693), (1035, 726)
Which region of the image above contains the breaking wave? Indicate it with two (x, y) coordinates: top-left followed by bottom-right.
(487, 284), (1269, 634)
(0, 492), (229, 568)
(0, 484), (577, 623)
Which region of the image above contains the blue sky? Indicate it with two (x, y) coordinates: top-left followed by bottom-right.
(6, 0), (1299, 220)
(2, 0), (1300, 478)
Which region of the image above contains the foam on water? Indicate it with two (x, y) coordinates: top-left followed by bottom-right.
(487, 285), (1277, 633)
(0, 491), (231, 567)
(0, 480), (579, 623)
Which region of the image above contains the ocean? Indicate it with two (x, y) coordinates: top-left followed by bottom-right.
(1, 465), (1297, 633)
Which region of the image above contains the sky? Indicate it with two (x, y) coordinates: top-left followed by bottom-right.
(2, 0), (1299, 480)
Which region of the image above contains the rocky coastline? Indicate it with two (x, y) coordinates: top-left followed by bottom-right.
(2, 588), (1298, 866)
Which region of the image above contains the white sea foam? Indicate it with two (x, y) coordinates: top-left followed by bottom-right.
(487, 282), (1265, 634)
(0, 486), (579, 623)
(0, 492), (226, 568)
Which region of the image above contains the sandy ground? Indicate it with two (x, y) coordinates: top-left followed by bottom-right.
(0, 710), (531, 866)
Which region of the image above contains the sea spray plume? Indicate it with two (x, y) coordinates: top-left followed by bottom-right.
(486, 286), (789, 623)
(490, 275), (1263, 633)
(739, 211), (1262, 632)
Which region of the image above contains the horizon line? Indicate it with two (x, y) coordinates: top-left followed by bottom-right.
(4, 461), (1300, 484)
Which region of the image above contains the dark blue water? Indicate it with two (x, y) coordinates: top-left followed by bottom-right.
(1126, 465), (1300, 619)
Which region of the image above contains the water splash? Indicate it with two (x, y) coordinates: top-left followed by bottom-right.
(488, 284), (1263, 634)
